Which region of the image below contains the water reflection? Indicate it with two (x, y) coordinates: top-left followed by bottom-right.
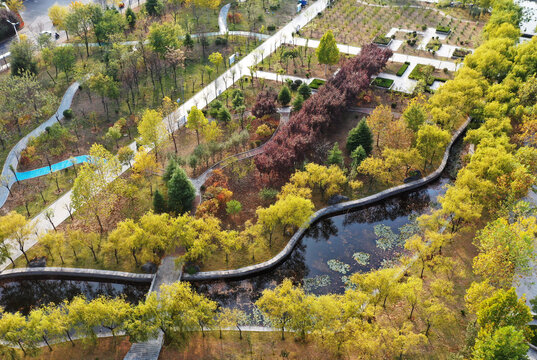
(192, 177), (451, 312)
(0, 279), (149, 314)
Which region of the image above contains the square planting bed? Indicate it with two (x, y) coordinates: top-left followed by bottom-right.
(371, 77), (394, 89)
(435, 26), (451, 35)
(372, 36), (392, 47)
(309, 78), (326, 89)
(452, 48), (472, 59)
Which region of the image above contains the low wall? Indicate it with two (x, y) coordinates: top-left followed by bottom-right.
(0, 267), (154, 284)
(183, 117), (471, 282)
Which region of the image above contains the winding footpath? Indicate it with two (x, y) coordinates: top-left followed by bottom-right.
(0, 82), (80, 208)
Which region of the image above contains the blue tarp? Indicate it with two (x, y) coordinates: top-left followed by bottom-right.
(15, 155), (90, 181)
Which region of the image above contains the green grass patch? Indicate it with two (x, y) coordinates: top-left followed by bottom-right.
(436, 25), (451, 34)
(372, 35), (391, 45)
(396, 62), (410, 76)
(409, 64), (450, 87)
(309, 78), (326, 89)
(371, 77), (394, 88)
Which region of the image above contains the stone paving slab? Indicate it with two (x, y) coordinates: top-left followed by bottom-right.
(0, 267), (154, 283)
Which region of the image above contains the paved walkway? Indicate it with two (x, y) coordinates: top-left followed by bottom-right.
(0, 81), (80, 208)
(219, 3), (231, 33)
(123, 256), (182, 360)
(287, 37), (461, 72)
(253, 70), (320, 84)
(15, 155), (89, 181)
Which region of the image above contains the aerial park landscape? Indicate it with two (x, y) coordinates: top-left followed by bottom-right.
(0, 0), (536, 358)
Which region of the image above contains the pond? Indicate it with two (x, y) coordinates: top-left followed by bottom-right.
(191, 177), (448, 311)
(191, 135), (465, 313)
(0, 279), (149, 314)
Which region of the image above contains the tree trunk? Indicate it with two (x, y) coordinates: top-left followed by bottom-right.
(65, 331), (75, 346)
(17, 339), (26, 356)
(43, 336), (53, 352)
(20, 244), (30, 265)
(132, 249), (139, 266)
(95, 214), (104, 233)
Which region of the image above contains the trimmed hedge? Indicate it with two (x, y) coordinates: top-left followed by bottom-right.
(309, 78), (326, 89)
(396, 62), (410, 76)
(372, 36), (391, 45)
(436, 26), (451, 34)
(371, 77), (394, 88)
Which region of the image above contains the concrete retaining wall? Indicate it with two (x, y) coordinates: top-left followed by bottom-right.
(183, 117), (471, 282)
(0, 267), (154, 283)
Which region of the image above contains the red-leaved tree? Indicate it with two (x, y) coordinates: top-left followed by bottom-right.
(255, 45), (392, 182)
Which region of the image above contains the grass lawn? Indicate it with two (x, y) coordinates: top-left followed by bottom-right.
(371, 77), (394, 88)
(1, 169), (76, 218)
(409, 63), (453, 85)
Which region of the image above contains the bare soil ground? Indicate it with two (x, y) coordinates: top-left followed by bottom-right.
(18, 336), (131, 360)
(160, 331), (333, 360)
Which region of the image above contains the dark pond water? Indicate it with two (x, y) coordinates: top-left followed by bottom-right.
(191, 135), (465, 312)
(191, 178), (449, 311)
(0, 279), (149, 314)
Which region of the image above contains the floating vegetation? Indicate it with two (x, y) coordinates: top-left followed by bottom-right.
(353, 252), (370, 266)
(303, 275), (331, 292)
(374, 224), (398, 250)
(327, 259), (351, 274)
(375, 216), (422, 250)
(399, 215), (421, 244)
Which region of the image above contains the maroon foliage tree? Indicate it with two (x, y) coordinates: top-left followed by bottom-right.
(252, 90), (277, 118)
(255, 45), (392, 181)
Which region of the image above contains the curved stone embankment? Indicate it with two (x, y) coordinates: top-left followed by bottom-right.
(183, 116), (471, 281)
(0, 267), (154, 284)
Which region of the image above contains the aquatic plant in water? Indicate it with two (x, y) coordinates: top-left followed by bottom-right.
(374, 224), (398, 250)
(327, 259), (351, 274)
(399, 215), (421, 244)
(353, 252), (370, 266)
(303, 275), (331, 292)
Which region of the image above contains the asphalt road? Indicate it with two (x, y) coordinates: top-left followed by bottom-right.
(0, 0), (97, 54)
